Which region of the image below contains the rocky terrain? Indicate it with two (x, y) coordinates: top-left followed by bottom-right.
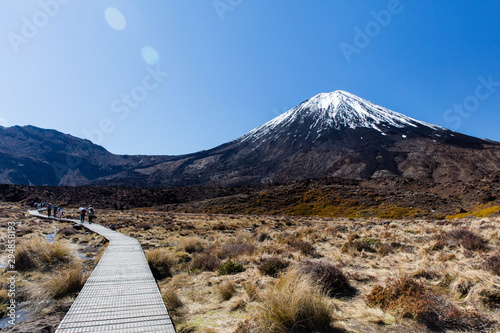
(2, 174), (499, 220)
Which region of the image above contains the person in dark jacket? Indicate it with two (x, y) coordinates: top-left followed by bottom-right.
(88, 206), (95, 223)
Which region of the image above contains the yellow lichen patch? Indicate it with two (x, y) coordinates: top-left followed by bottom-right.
(446, 204), (500, 220)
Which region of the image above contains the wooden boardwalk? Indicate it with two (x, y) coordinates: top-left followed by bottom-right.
(28, 210), (176, 333)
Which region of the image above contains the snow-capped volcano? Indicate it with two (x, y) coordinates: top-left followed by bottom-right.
(2, 91), (499, 187)
(239, 90), (441, 144)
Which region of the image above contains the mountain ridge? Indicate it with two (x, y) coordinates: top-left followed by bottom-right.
(1, 90), (500, 187)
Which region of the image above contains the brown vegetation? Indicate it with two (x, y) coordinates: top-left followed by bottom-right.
(15, 238), (74, 271)
(0, 204), (107, 332)
(367, 274), (492, 331)
(146, 248), (174, 280)
(248, 269), (336, 333)
(2, 201), (500, 332)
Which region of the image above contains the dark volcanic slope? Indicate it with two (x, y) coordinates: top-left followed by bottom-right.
(0, 125), (172, 186)
(91, 91), (500, 187)
(1, 91), (500, 187)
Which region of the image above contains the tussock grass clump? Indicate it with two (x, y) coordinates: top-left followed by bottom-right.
(137, 222), (152, 230)
(212, 223), (227, 231)
(446, 228), (488, 251)
(299, 260), (352, 297)
(244, 281), (259, 302)
(257, 232), (272, 242)
(190, 253), (220, 271)
(59, 227), (79, 236)
(162, 288), (184, 311)
(227, 297), (246, 311)
(42, 262), (88, 299)
(253, 269), (335, 333)
(217, 260), (245, 275)
(216, 280), (236, 301)
(259, 257), (290, 277)
(15, 238), (73, 271)
(220, 242), (255, 258)
(377, 241), (404, 257)
(0, 289), (9, 318)
(484, 254), (500, 275)
(0, 289), (8, 304)
(146, 248), (175, 280)
(341, 234), (381, 253)
(284, 236), (316, 256)
(367, 274), (492, 331)
(180, 237), (205, 254)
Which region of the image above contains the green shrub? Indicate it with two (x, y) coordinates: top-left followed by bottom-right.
(217, 260), (245, 275)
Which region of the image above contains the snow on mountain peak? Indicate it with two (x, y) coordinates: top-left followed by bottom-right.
(239, 90), (441, 144)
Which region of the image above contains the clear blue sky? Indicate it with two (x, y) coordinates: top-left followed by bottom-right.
(1, 1), (499, 155)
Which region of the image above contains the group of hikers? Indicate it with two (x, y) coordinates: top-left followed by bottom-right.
(32, 202), (64, 219)
(79, 205), (95, 223)
(31, 201), (96, 223)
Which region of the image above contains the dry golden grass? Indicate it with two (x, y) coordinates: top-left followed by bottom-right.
(244, 281), (259, 302)
(163, 288), (185, 310)
(146, 248), (175, 280)
(0, 289), (8, 304)
(15, 238), (74, 271)
(0, 204), (108, 329)
(251, 269), (336, 333)
(41, 262), (89, 299)
(179, 237), (206, 254)
(5, 203), (500, 332)
(215, 279), (236, 301)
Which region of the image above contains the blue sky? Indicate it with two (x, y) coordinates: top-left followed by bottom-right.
(1, 1), (499, 155)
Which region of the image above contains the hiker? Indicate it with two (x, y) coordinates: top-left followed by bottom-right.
(53, 204), (58, 218)
(88, 206), (95, 223)
(79, 206), (87, 223)
(47, 203), (52, 217)
(58, 207), (63, 219)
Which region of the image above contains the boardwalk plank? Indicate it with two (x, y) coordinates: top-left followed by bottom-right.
(28, 210), (176, 333)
